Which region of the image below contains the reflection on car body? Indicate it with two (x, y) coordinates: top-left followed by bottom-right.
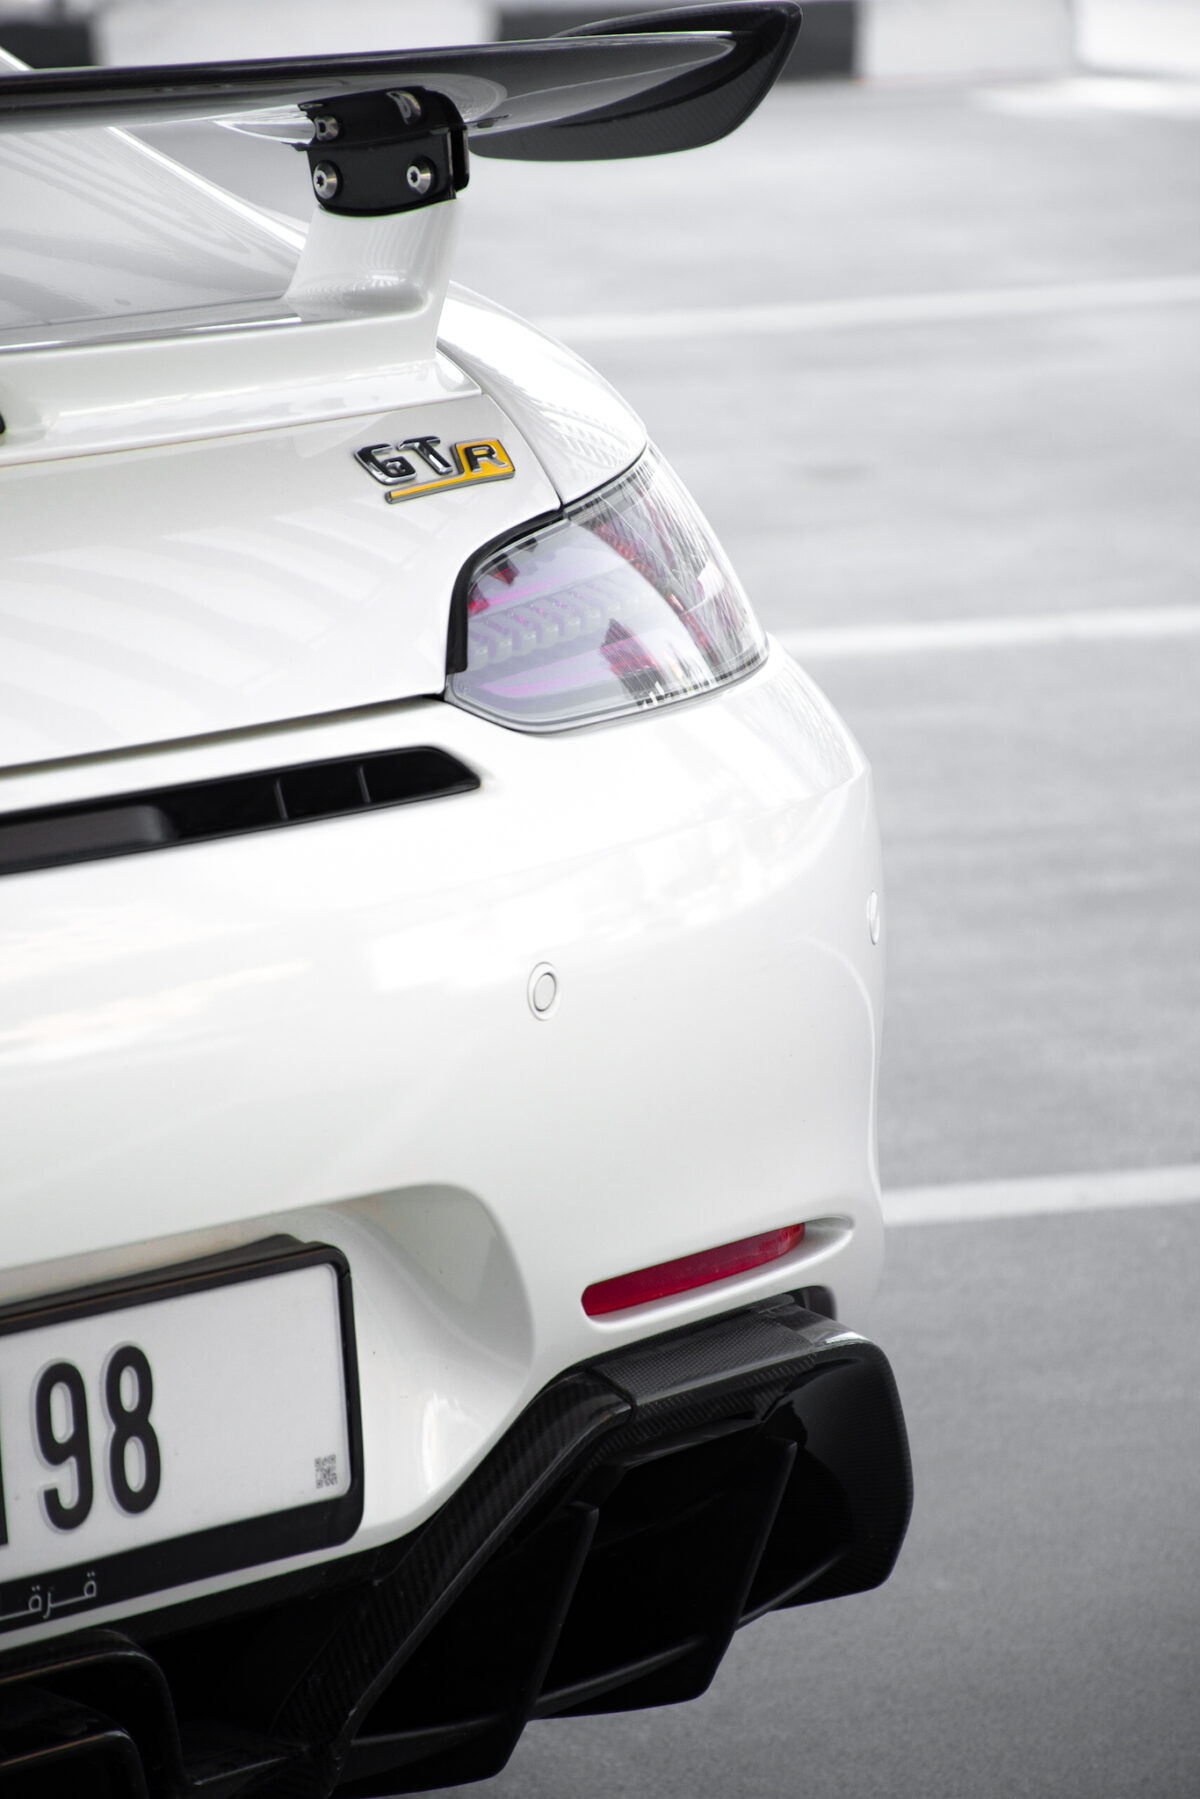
(0, 6), (910, 1792)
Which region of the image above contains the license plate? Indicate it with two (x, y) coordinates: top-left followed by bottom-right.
(0, 1240), (361, 1633)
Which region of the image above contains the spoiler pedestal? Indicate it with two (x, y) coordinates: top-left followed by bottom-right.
(0, 8), (802, 429)
(282, 85), (471, 319)
(0, 5), (800, 328)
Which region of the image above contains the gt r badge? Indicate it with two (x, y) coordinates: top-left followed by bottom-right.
(355, 436), (515, 504)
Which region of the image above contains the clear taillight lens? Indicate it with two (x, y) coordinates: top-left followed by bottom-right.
(447, 451), (767, 730)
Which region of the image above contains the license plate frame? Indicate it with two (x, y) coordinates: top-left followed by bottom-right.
(0, 1236), (363, 1635)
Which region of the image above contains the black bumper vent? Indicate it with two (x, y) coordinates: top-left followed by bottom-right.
(0, 746), (479, 877)
(0, 1299), (910, 1797)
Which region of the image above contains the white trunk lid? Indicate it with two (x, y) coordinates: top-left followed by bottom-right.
(0, 89), (567, 769)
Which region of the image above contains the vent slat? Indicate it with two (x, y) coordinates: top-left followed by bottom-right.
(0, 747), (480, 878)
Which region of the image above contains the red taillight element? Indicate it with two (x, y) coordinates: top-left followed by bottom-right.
(582, 1225), (806, 1318)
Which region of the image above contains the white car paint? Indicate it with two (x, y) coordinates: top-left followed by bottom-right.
(0, 42), (887, 1648)
(0, 642), (884, 1639)
(440, 285), (648, 502)
(0, 392), (558, 765)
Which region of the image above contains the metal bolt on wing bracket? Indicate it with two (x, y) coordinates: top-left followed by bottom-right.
(302, 87), (469, 217)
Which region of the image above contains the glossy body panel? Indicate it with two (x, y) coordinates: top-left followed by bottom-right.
(0, 644), (884, 1638)
(441, 286), (647, 502)
(0, 395), (557, 770)
(0, 11), (899, 1678)
(0, 139), (466, 450)
(0, 113), (644, 767)
(0, 323), (477, 456)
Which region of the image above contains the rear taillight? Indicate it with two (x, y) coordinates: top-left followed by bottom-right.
(582, 1225), (806, 1317)
(447, 451), (766, 730)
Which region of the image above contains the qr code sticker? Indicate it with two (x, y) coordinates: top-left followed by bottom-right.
(314, 1454), (339, 1491)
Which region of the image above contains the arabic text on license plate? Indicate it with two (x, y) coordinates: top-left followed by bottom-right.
(0, 1248), (359, 1632)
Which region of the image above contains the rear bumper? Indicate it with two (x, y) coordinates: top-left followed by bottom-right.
(0, 642), (887, 1627)
(0, 1296), (912, 1797)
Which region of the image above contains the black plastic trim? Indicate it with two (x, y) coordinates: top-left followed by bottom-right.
(270, 1295), (909, 1792)
(302, 88), (469, 218)
(0, 1293), (909, 1797)
(0, 745), (479, 878)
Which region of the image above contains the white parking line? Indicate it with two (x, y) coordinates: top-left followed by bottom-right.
(977, 78), (1200, 119)
(537, 272), (1200, 346)
(776, 605), (1200, 660)
(885, 1165), (1200, 1226)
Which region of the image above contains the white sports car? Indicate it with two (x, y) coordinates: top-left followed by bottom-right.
(0, 6), (910, 1793)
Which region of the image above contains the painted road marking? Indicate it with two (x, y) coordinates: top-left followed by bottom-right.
(537, 273), (1200, 346)
(776, 606), (1200, 660)
(977, 77), (1200, 119)
(885, 1165), (1200, 1226)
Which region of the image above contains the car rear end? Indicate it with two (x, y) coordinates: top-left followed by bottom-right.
(0, 10), (910, 1794)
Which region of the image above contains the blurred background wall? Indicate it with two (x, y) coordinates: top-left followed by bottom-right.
(96, 1), (491, 59)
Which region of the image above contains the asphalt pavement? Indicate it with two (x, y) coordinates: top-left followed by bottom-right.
(426, 1201), (1200, 1799)
(449, 75), (1200, 1195)
(445, 74), (1200, 1799)
(147, 75), (1200, 1192)
(146, 74), (1200, 1798)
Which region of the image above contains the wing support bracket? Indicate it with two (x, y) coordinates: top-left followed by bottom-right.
(301, 87), (469, 217)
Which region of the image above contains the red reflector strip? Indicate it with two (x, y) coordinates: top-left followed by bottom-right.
(582, 1224), (806, 1318)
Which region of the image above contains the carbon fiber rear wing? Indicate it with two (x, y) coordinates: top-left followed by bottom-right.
(0, 5), (800, 165)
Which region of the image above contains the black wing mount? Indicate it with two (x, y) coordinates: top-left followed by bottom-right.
(302, 88), (472, 219)
(0, 5), (800, 216)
